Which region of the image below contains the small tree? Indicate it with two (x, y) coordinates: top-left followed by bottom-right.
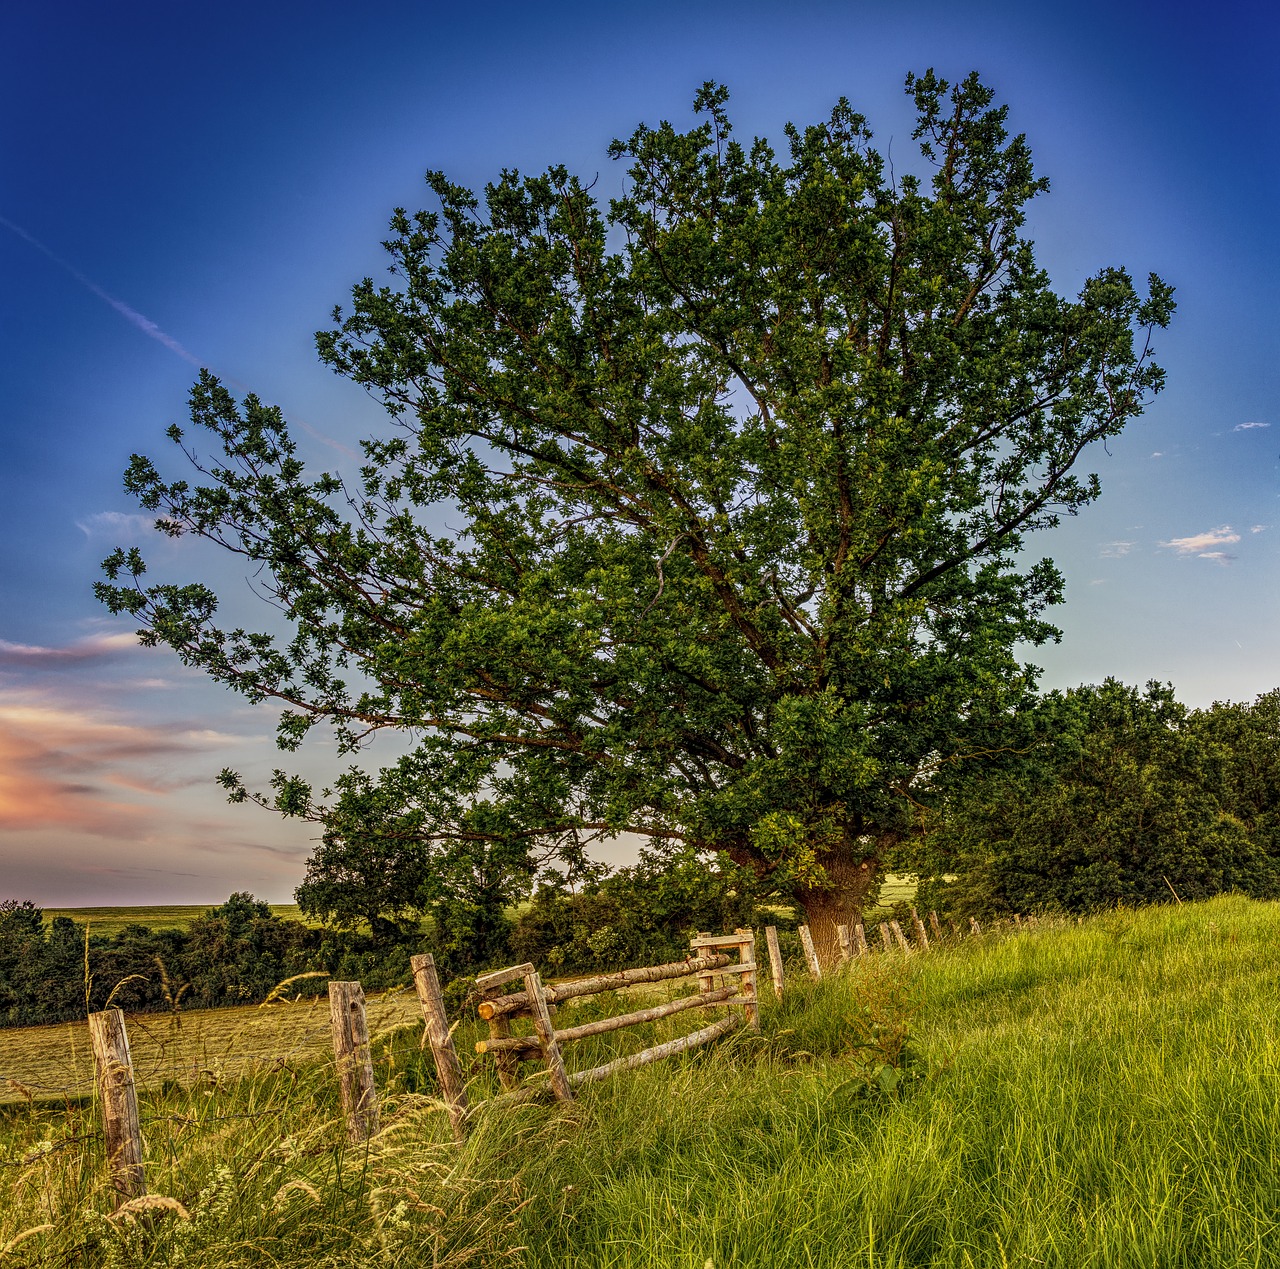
(98, 72), (1173, 961)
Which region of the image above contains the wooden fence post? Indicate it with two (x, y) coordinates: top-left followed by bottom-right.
(970, 916), (982, 936)
(889, 920), (911, 953)
(329, 981), (380, 1142)
(853, 922), (869, 955)
(798, 925), (822, 978)
(523, 967), (574, 1102)
(911, 909), (930, 950)
(837, 924), (852, 963)
(735, 928), (760, 1032)
(693, 932), (715, 996)
(879, 922), (893, 952)
(87, 1008), (145, 1205)
(410, 954), (468, 1141)
(765, 925), (784, 999)
(929, 911), (944, 942)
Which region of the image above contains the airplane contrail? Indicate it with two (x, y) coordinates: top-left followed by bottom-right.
(0, 214), (202, 366)
(1, 214), (359, 460)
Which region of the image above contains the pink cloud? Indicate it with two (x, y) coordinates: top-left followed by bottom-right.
(1160, 526), (1241, 556)
(0, 699), (229, 835)
(0, 631), (141, 668)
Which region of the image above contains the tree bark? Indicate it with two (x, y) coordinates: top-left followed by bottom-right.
(792, 847), (880, 967)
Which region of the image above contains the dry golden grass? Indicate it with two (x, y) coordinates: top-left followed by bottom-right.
(0, 987), (424, 1104)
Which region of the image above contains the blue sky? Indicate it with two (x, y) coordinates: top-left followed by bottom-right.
(2, 0), (1276, 904)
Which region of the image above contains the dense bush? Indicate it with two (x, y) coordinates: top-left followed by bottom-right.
(909, 681), (1280, 918)
(510, 849), (763, 973)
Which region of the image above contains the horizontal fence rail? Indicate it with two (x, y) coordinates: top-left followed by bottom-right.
(462, 929), (759, 1115)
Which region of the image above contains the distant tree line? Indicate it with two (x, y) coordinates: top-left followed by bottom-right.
(0, 854), (769, 1028)
(907, 684), (1280, 918)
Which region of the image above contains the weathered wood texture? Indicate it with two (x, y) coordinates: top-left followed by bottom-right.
(524, 967), (573, 1102)
(410, 953), (468, 1140)
(970, 916), (982, 935)
(765, 925), (784, 998)
(798, 925), (822, 978)
(567, 1015), (742, 1087)
(853, 922), (869, 955)
(477, 954), (731, 1019)
(735, 928), (760, 1032)
(911, 909), (930, 950)
(879, 922), (893, 952)
(485, 1014), (521, 1090)
(929, 911), (944, 941)
(328, 981), (380, 1142)
(474, 962), (535, 991)
(476, 985), (741, 1053)
(88, 1008), (145, 1204)
(837, 924), (852, 963)
(483, 1015), (745, 1110)
(889, 920), (911, 953)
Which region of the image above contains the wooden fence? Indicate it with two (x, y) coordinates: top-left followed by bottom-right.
(83, 926), (760, 1202)
(80, 908), (1045, 1203)
(462, 928), (759, 1113)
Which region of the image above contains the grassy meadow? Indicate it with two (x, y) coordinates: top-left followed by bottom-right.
(5, 895), (1280, 1266)
(40, 906), (311, 937)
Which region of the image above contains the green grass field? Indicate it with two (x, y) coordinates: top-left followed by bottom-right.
(8, 896), (1274, 1266)
(40, 904), (312, 936)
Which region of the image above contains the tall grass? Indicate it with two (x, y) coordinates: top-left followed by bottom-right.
(6, 896), (1280, 1265)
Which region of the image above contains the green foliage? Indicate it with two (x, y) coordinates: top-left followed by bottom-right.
(97, 72), (1173, 937)
(0, 895), (326, 1027)
(909, 680), (1280, 917)
(509, 848), (761, 972)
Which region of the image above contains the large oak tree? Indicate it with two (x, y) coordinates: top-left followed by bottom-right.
(98, 72), (1173, 961)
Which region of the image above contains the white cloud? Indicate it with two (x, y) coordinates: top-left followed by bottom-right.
(1160, 526), (1241, 555)
(1251, 524), (1270, 534)
(75, 511), (157, 540)
(1234, 421), (1271, 431)
(1100, 541), (1134, 558)
(1197, 551), (1235, 566)
(1150, 451), (1164, 458)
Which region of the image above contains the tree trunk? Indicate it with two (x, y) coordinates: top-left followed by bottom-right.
(793, 848), (880, 968)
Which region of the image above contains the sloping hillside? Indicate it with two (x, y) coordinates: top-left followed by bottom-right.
(4, 896), (1279, 1267)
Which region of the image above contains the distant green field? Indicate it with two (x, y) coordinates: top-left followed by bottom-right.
(41, 904), (313, 936)
(38, 876), (916, 940)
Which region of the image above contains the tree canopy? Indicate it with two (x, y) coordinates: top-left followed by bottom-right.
(98, 71), (1173, 960)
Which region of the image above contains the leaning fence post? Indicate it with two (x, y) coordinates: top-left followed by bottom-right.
(879, 922), (893, 952)
(911, 908), (930, 951)
(329, 981), (380, 1142)
(798, 924), (822, 978)
(889, 920), (911, 953)
(853, 922), (869, 955)
(764, 925), (785, 1000)
(524, 967), (574, 1102)
(410, 954), (468, 1141)
(837, 924), (852, 963)
(929, 911), (944, 942)
(88, 1008), (145, 1205)
(970, 916), (982, 936)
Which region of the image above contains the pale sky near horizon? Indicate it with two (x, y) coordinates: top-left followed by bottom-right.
(2, 0), (1277, 906)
